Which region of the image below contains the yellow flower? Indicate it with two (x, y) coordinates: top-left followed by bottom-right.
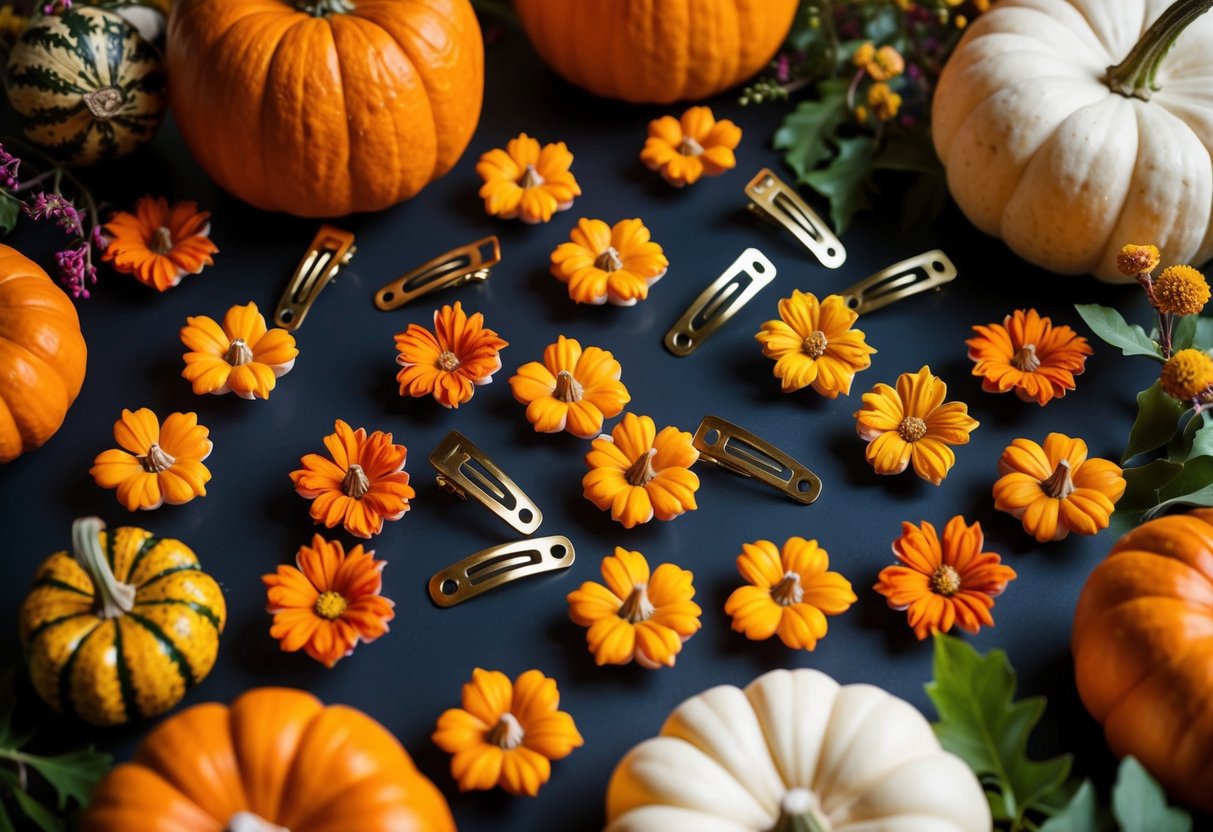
(509, 336), (630, 438)
(90, 408), (212, 511)
(549, 218), (669, 306)
(1116, 243), (1161, 276)
(724, 537), (856, 651)
(0, 5), (27, 41)
(476, 133), (581, 224)
(180, 302), (298, 399)
(1153, 265), (1210, 316)
(854, 366), (979, 485)
(1160, 349), (1213, 401)
(640, 106), (741, 188)
(852, 42), (876, 68)
(755, 291), (876, 397)
(867, 82), (903, 121)
(855, 43), (905, 81)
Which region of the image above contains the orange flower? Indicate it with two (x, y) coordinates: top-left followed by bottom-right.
(433, 668), (583, 796)
(180, 302), (298, 400)
(724, 537), (856, 651)
(854, 366), (978, 485)
(509, 335), (630, 438)
(967, 309), (1092, 406)
(994, 434), (1126, 542)
(476, 133), (581, 224)
(640, 106), (741, 188)
(549, 218), (669, 306)
(394, 302), (508, 409)
(583, 413), (700, 528)
(262, 534), (394, 668)
(289, 419), (414, 539)
(874, 516), (1017, 640)
(755, 291), (877, 397)
(102, 195), (217, 291)
(567, 548), (702, 668)
(90, 408), (212, 511)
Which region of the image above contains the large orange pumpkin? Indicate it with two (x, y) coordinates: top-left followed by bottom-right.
(513, 0), (798, 104)
(0, 244), (87, 464)
(82, 688), (455, 831)
(165, 0), (484, 217)
(1072, 508), (1213, 812)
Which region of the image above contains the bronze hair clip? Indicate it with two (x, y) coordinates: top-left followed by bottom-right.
(429, 430), (542, 535)
(664, 248), (777, 357)
(745, 168), (846, 269)
(273, 225), (356, 331)
(840, 250), (957, 315)
(693, 416), (822, 505)
(428, 536), (575, 607)
(373, 236), (500, 311)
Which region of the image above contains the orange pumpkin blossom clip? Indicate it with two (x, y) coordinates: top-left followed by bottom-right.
(509, 336), (630, 438)
(583, 413), (700, 528)
(477, 133), (581, 224)
(90, 408), (212, 511)
(180, 301), (297, 399)
(967, 309), (1092, 406)
(395, 302), (508, 409)
(102, 195), (217, 292)
(550, 218), (668, 306)
(641, 106), (741, 187)
(755, 291), (876, 397)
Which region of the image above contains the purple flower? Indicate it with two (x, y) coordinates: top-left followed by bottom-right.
(55, 244), (96, 299)
(24, 191), (83, 237)
(90, 224), (109, 253)
(42, 0), (71, 14)
(0, 144), (19, 191)
(775, 53), (792, 84)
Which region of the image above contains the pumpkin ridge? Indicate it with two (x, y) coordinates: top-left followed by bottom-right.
(57, 622), (99, 718)
(124, 534), (162, 581)
(126, 611), (197, 688)
(324, 17), (372, 210)
(135, 598), (223, 630)
(1100, 630), (1213, 729)
(24, 611), (90, 643)
(110, 619), (138, 721)
(137, 562), (202, 589)
(32, 576), (92, 596)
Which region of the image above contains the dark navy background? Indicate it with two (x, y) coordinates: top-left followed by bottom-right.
(1, 22), (1161, 831)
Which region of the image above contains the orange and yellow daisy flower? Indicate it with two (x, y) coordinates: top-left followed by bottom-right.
(289, 419), (414, 540)
(967, 309), (1092, 406)
(509, 336), (630, 438)
(395, 302), (508, 409)
(102, 195), (217, 291)
(262, 534), (394, 668)
(90, 408), (212, 511)
(1160, 348), (1213, 402)
(433, 668), (583, 796)
(755, 291), (877, 397)
(476, 133), (581, 224)
(583, 413), (700, 528)
(874, 516), (1017, 640)
(640, 106), (741, 188)
(180, 302), (298, 400)
(550, 218), (669, 306)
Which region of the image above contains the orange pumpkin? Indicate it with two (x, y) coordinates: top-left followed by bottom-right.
(513, 0), (798, 104)
(81, 687), (455, 831)
(0, 244), (87, 464)
(1072, 508), (1213, 812)
(165, 0), (484, 217)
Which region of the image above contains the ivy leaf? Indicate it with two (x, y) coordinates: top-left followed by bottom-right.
(1074, 304), (1163, 361)
(804, 135), (877, 233)
(1110, 459), (1184, 536)
(0, 194), (19, 236)
(1038, 781), (1106, 832)
(1143, 456), (1213, 520)
(1188, 413), (1213, 461)
(1194, 317), (1213, 349)
(19, 749), (111, 811)
(871, 127), (942, 175)
(1123, 382), (1186, 463)
(1112, 758), (1191, 832)
(927, 634), (1071, 827)
(1172, 315), (1198, 351)
(773, 80), (848, 181)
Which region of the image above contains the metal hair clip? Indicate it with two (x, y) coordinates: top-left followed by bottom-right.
(429, 430), (542, 535)
(840, 250), (957, 315)
(664, 248), (777, 357)
(273, 225), (356, 331)
(373, 236), (500, 311)
(745, 169), (846, 269)
(428, 536), (575, 608)
(693, 416), (822, 505)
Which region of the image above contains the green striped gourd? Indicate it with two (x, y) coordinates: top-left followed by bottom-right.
(4, 6), (166, 166)
(19, 517), (226, 726)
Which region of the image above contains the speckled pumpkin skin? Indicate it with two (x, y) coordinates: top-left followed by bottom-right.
(19, 526), (226, 726)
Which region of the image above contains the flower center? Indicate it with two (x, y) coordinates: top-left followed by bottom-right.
(802, 330), (828, 359)
(770, 571), (805, 607)
(619, 583), (655, 624)
(679, 136), (705, 156)
(930, 564), (962, 597)
(487, 712), (525, 750)
(225, 338), (253, 367)
(554, 370), (584, 403)
(624, 447), (658, 486)
(519, 164), (544, 189)
(150, 226), (173, 255)
(1041, 458), (1075, 499)
(138, 443), (175, 473)
(898, 416), (927, 442)
(342, 463), (370, 499)
(436, 350), (461, 372)
(314, 590), (348, 620)
(1011, 343), (1041, 372)
(594, 246), (624, 273)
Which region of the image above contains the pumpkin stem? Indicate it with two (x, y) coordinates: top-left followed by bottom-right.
(342, 463), (371, 499)
(679, 136), (705, 156)
(487, 712), (525, 750)
(139, 443), (175, 474)
(771, 572), (805, 607)
(519, 164), (545, 189)
(771, 788), (831, 832)
(293, 0), (353, 16)
(225, 338), (253, 367)
(150, 226), (173, 256)
(226, 812), (290, 832)
(1105, 0), (1213, 100)
(1042, 458), (1076, 499)
(594, 246), (624, 273)
(71, 517), (135, 620)
(82, 86), (125, 120)
(624, 448), (658, 486)
(553, 370), (584, 403)
(619, 584), (655, 624)
(1010, 343), (1041, 372)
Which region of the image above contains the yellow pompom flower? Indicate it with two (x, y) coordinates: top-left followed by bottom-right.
(1116, 244), (1161, 276)
(852, 42), (876, 68)
(867, 82), (903, 121)
(1153, 265), (1210, 316)
(1160, 349), (1213, 402)
(755, 291), (876, 397)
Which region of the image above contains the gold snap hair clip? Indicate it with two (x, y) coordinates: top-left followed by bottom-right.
(693, 415), (822, 505)
(273, 225), (357, 331)
(373, 236), (500, 311)
(428, 536), (575, 608)
(840, 250), (957, 315)
(664, 248), (777, 357)
(745, 168), (846, 269)
(429, 429), (543, 535)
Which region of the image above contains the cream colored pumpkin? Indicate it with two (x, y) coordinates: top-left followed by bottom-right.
(932, 0), (1213, 283)
(605, 668), (990, 831)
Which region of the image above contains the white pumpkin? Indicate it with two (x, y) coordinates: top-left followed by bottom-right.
(605, 668), (990, 832)
(932, 0), (1213, 283)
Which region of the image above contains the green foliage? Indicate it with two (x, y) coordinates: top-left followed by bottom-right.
(1074, 305), (1163, 361)
(1037, 760), (1191, 832)
(804, 135), (876, 231)
(773, 80), (849, 178)
(0, 194), (19, 235)
(1123, 382), (1186, 463)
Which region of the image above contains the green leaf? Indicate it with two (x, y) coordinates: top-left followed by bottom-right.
(773, 80), (849, 181)
(1111, 459), (1185, 536)
(1142, 456), (1213, 520)
(1123, 382), (1186, 463)
(898, 171), (948, 231)
(1112, 758), (1191, 832)
(872, 128), (942, 175)
(18, 748), (111, 810)
(0, 194), (19, 236)
(1188, 413), (1213, 461)
(804, 135), (877, 232)
(1194, 317), (1213, 349)
(1074, 304), (1163, 361)
(0, 799), (15, 832)
(1172, 315), (1198, 351)
(1038, 781), (1106, 832)
(9, 790), (61, 832)
(927, 634), (1072, 827)
(0, 672), (30, 752)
